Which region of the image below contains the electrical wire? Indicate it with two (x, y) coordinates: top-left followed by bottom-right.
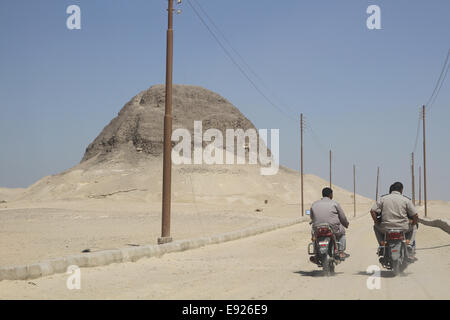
(190, 0), (299, 118)
(412, 49), (449, 154)
(429, 62), (450, 112)
(186, 0), (297, 122)
(426, 49), (450, 112)
(187, 1), (338, 184)
(412, 108), (422, 153)
(304, 125), (327, 154)
(302, 116), (329, 155)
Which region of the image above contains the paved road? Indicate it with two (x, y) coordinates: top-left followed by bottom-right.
(1, 214), (449, 299)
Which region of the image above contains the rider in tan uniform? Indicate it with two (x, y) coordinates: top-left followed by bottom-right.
(370, 182), (419, 259)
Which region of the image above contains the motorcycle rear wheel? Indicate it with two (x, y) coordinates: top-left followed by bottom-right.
(329, 261), (335, 275)
(322, 254), (334, 276)
(392, 260), (401, 276)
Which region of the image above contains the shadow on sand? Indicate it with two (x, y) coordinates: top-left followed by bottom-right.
(354, 270), (410, 278)
(416, 244), (450, 251)
(294, 270), (343, 277)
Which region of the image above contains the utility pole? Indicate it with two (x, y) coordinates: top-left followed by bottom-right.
(422, 105), (428, 217)
(159, 0), (175, 244)
(411, 152), (415, 205)
(376, 167), (380, 202)
(353, 165), (356, 217)
(300, 114), (304, 216)
(419, 166), (422, 206)
(329, 150), (332, 189)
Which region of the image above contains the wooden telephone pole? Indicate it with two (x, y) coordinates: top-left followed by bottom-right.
(159, 0), (175, 244)
(411, 153), (415, 205)
(353, 165), (356, 217)
(422, 105), (428, 217)
(329, 150), (332, 189)
(300, 114), (304, 216)
(419, 166), (422, 206)
(376, 167), (380, 202)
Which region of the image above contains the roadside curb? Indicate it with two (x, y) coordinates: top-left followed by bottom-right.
(0, 217), (308, 281)
(419, 217), (450, 234)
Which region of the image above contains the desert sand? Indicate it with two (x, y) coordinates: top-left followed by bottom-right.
(0, 188), (25, 202)
(0, 163), (372, 267)
(1, 209), (449, 300)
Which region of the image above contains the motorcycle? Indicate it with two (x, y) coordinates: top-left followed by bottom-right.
(307, 223), (343, 276)
(377, 229), (416, 276)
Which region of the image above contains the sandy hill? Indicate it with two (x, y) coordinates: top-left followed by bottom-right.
(0, 188), (25, 202)
(15, 85), (372, 209)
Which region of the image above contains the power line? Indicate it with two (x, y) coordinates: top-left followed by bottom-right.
(429, 62), (450, 112)
(426, 49), (450, 112)
(186, 0), (297, 122)
(412, 107), (422, 153)
(413, 49), (449, 153)
(190, 0), (299, 118)
(304, 124), (327, 154)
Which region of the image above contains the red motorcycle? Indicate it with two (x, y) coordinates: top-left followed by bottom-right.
(308, 223), (343, 276)
(378, 229), (415, 276)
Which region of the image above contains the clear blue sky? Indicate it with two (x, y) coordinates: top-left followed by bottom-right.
(1, 0), (449, 201)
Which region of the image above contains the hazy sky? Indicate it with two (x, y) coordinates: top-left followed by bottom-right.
(0, 0), (449, 201)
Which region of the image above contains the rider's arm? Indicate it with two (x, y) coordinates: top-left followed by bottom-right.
(406, 200), (419, 225)
(370, 209), (380, 224)
(336, 203), (349, 228)
(370, 199), (382, 224)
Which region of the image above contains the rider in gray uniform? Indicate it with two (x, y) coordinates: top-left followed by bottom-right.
(310, 187), (350, 259)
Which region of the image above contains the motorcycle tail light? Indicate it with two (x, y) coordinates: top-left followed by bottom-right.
(316, 227), (333, 237)
(386, 232), (404, 240)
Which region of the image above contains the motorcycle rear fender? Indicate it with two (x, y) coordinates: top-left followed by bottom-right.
(389, 241), (403, 260)
(318, 237), (330, 254)
(319, 245), (328, 255)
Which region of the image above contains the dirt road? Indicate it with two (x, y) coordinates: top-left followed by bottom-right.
(1, 214), (449, 299)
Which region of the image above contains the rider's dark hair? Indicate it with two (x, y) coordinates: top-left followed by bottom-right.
(390, 182), (403, 193)
(322, 187), (333, 198)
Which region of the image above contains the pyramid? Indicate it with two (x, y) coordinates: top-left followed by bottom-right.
(82, 84), (258, 164)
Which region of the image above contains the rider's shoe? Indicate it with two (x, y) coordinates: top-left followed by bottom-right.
(338, 251), (350, 261)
